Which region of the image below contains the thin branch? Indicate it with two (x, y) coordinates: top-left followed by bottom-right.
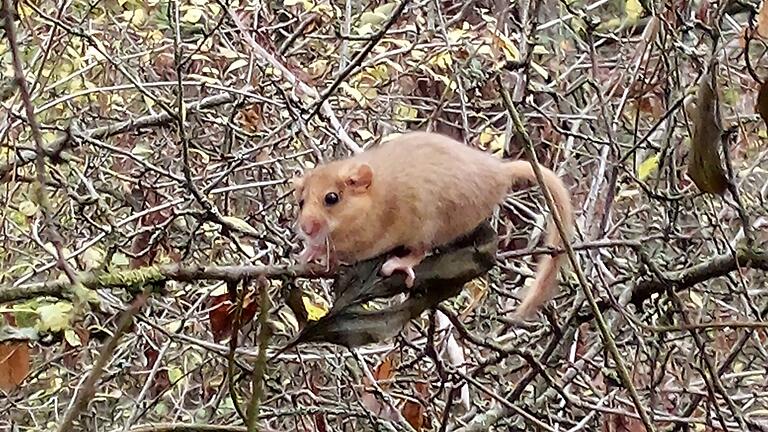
(307, 0), (410, 120)
(498, 81), (658, 431)
(2, 0), (77, 285)
(221, 2), (363, 154)
(56, 293), (148, 432)
(0, 91), (239, 182)
(630, 248), (768, 307)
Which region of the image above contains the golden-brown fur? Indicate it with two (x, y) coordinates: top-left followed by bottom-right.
(293, 131), (574, 319)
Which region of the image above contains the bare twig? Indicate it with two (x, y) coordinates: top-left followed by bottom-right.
(499, 82), (658, 432)
(56, 293), (148, 432)
(2, 0), (77, 285)
(308, 0), (410, 120)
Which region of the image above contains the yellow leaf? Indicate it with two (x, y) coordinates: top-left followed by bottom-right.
(356, 129), (374, 140)
(689, 291), (704, 308)
(356, 23), (375, 35)
(311, 3), (333, 15)
(208, 3), (222, 16)
(625, 0), (643, 24)
(225, 58), (249, 75)
(530, 61), (549, 80)
(373, 2), (396, 16)
(428, 51), (453, 69)
(36, 302), (73, 332)
(490, 134), (506, 156)
(447, 26), (469, 44)
(123, 8), (146, 26)
(637, 154), (659, 181)
(394, 103), (418, 120)
(302, 296), (328, 321)
(85, 46), (107, 62)
(364, 64), (389, 82)
(147, 29), (164, 42)
(64, 329), (82, 347)
(143, 95), (155, 109)
(219, 47), (242, 59)
(342, 83), (365, 105)
(210, 284), (228, 297)
(81, 247), (104, 270)
(182, 7), (204, 23)
(360, 11), (387, 25)
(186, 73), (219, 85)
(493, 30), (520, 61)
(168, 366), (183, 384)
(164, 320), (183, 333)
(220, 216), (260, 237)
(479, 129), (496, 145)
(16, 4), (34, 19)
(18, 200), (38, 217)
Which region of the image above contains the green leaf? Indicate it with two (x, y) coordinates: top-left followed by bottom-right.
(168, 366), (184, 384)
(111, 252), (130, 268)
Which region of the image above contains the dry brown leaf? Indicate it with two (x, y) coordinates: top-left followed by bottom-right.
(402, 381), (428, 430)
(0, 342), (30, 392)
(208, 294), (233, 343)
(370, 351), (398, 388)
(401, 399), (425, 429)
(687, 67), (729, 195)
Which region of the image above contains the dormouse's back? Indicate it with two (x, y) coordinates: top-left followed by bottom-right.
(359, 132), (503, 179)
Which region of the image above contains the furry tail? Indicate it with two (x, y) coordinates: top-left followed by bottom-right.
(504, 160), (574, 319)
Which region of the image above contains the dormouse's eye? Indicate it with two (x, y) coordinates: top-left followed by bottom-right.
(298, 199), (305, 209)
(324, 192), (340, 206)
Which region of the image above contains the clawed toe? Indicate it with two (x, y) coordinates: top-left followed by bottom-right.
(381, 257), (419, 287)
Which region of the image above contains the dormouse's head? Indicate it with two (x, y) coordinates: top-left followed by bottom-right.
(292, 160), (374, 259)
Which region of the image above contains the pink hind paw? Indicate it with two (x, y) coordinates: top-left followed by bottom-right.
(380, 250), (427, 288)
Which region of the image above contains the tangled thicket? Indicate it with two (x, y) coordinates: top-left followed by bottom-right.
(1, 0), (768, 430)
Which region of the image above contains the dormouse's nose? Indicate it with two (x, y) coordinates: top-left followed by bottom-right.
(300, 217), (323, 237)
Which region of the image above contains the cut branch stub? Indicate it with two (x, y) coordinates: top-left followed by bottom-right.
(280, 221), (498, 350)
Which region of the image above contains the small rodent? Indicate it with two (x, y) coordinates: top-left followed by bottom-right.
(292, 131), (575, 318)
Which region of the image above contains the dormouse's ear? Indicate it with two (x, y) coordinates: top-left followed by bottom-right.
(343, 163), (373, 193)
(290, 175), (304, 191)
(290, 176), (305, 200)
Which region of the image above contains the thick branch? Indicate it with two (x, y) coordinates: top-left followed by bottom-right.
(631, 248), (768, 307)
(0, 263), (329, 303)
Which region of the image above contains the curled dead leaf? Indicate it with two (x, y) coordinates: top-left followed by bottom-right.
(687, 66), (729, 195)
